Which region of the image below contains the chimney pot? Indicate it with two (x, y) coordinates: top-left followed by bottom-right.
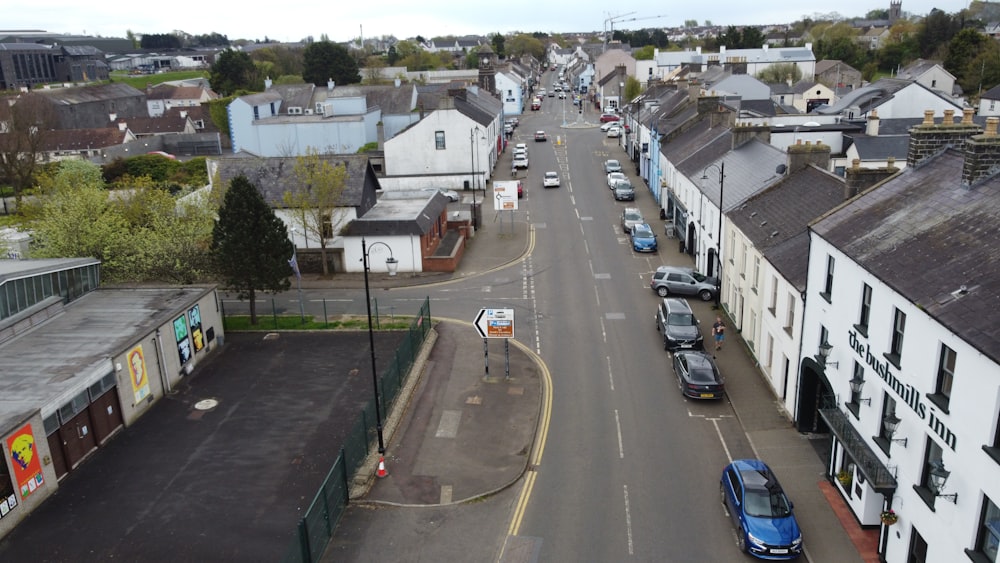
(986, 117), (999, 137)
(852, 158), (861, 169)
(887, 156), (896, 168)
(944, 109), (955, 124)
(923, 110), (935, 125)
(963, 108), (975, 125)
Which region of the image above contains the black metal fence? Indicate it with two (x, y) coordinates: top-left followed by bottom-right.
(281, 296), (432, 563)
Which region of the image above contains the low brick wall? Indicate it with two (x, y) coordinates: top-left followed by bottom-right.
(423, 230), (466, 272)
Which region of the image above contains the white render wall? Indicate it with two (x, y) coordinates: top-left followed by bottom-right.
(343, 235), (421, 273)
(804, 233), (1000, 561)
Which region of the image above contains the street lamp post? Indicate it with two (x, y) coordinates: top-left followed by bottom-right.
(361, 237), (398, 455)
(701, 162), (725, 310)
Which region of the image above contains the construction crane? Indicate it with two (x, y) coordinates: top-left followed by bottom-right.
(604, 13), (670, 51)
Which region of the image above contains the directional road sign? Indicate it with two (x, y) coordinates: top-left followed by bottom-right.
(474, 308), (515, 339)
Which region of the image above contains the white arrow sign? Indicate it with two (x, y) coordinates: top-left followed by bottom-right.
(474, 308), (515, 339)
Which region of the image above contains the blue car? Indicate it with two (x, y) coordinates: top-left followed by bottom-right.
(630, 223), (658, 252)
(720, 459), (803, 559)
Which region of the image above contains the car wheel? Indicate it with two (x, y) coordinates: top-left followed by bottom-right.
(663, 334), (670, 351)
(699, 289), (713, 301)
(656, 286), (669, 298)
(720, 484), (729, 514)
(736, 527), (748, 553)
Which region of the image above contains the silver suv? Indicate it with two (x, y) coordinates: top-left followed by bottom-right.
(655, 298), (704, 351)
(650, 266), (717, 301)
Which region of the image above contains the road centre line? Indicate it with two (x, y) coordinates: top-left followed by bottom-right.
(607, 356), (615, 391)
(623, 485), (635, 555)
(614, 409), (624, 459)
(710, 418), (733, 463)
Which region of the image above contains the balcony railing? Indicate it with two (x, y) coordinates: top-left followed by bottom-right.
(819, 407), (898, 494)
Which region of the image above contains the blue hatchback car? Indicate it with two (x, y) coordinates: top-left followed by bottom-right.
(630, 223), (658, 252)
(720, 459), (803, 559)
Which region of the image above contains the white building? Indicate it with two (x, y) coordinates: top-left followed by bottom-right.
(798, 111), (1000, 562)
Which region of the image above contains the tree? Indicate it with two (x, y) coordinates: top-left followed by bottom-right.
(364, 55), (387, 84)
(741, 27), (765, 48)
(210, 49), (260, 96)
(756, 62), (803, 84)
(918, 9), (961, 58)
(141, 33), (182, 49)
(0, 92), (59, 203)
(212, 175), (292, 325)
(284, 150), (348, 276)
(633, 45), (655, 60)
(491, 33), (506, 58)
(249, 45), (304, 78)
(506, 34), (545, 59)
(302, 41), (361, 86)
(946, 28), (994, 92)
(386, 45), (399, 65)
(684, 20), (698, 28)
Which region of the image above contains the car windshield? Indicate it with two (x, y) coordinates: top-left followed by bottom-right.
(744, 487), (792, 518)
(634, 226), (652, 238)
(692, 272), (709, 283)
(608, 160), (620, 167)
(546, 172), (557, 178)
(616, 183), (633, 191)
(625, 212), (642, 222)
(667, 313), (694, 325)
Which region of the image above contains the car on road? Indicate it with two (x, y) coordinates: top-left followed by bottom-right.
(620, 207), (644, 233)
(649, 266), (718, 301)
(534, 130), (547, 142)
(655, 297), (704, 351)
(515, 143), (527, 151)
(513, 147), (527, 160)
(531, 99), (541, 111)
(672, 350), (724, 399)
(513, 155), (529, 169)
(600, 121), (618, 132)
(607, 126), (622, 138)
(613, 182), (635, 201)
(547, 90), (555, 97)
(629, 223), (657, 252)
(607, 172), (627, 189)
(543, 171), (560, 188)
(603, 159), (622, 173)
(600, 113), (620, 123)
(720, 459), (803, 559)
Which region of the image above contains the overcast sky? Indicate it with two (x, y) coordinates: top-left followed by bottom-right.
(6, 1), (966, 44)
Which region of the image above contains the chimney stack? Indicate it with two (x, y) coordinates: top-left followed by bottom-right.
(961, 116), (1000, 188)
(907, 108), (982, 168)
(732, 121), (771, 149)
(845, 157), (899, 199)
(786, 140), (831, 174)
(866, 109), (880, 136)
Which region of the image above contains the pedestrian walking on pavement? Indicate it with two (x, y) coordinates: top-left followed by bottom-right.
(713, 316), (726, 351)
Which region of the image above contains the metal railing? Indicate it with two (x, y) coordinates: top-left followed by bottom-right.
(819, 407), (898, 493)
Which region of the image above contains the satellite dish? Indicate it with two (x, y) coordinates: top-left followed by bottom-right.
(775, 164), (788, 175)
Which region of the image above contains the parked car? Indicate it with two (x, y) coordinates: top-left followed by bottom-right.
(600, 113), (620, 123)
(513, 147), (527, 160)
(543, 171), (560, 188)
(600, 122), (618, 132)
(513, 155), (529, 169)
(534, 130), (547, 142)
(655, 297), (704, 351)
(423, 188), (460, 202)
(604, 159), (622, 173)
(629, 223), (657, 252)
(607, 126), (622, 138)
(620, 207), (644, 233)
(515, 143), (527, 152)
(649, 266), (717, 301)
(607, 172), (628, 189)
(531, 99), (541, 111)
(613, 182), (635, 201)
(720, 459), (803, 559)
(558, 91), (566, 99)
(672, 350), (724, 399)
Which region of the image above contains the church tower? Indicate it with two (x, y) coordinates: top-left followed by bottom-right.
(889, 0), (902, 24)
(477, 43), (497, 95)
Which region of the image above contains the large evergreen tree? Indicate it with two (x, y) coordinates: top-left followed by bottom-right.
(209, 49), (260, 96)
(302, 41), (361, 86)
(212, 175), (293, 325)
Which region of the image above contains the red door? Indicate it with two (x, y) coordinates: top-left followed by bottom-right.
(88, 389), (124, 445)
(58, 410), (97, 470)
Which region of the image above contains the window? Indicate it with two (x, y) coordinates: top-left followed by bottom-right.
(752, 256), (760, 292)
(784, 293), (795, 330)
(856, 283), (872, 336)
(985, 413), (1000, 466)
(847, 361), (864, 418)
(915, 437), (945, 510)
(769, 277), (778, 315)
(887, 308), (906, 367)
(968, 496), (1000, 562)
(928, 344), (955, 412)
(821, 255), (835, 302)
(435, 131), (446, 150)
(909, 527), (929, 563)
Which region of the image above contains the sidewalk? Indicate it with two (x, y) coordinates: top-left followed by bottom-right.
(320, 178), (874, 562)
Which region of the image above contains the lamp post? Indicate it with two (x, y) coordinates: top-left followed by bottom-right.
(288, 227), (305, 324)
(470, 127), (486, 230)
(361, 237), (398, 455)
(701, 162), (725, 309)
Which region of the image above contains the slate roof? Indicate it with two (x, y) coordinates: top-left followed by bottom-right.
(982, 83), (1000, 101)
(696, 139), (786, 212)
(815, 59), (859, 76)
(211, 154), (373, 208)
(810, 148), (1000, 364)
(897, 59), (948, 80)
(163, 105), (219, 132)
(116, 114), (188, 135)
(662, 116), (730, 165)
(730, 166), (847, 290)
(331, 84), (418, 114)
(346, 192), (449, 236)
(846, 135), (909, 160)
(740, 99), (778, 117)
(272, 83), (316, 111)
(36, 127), (128, 151)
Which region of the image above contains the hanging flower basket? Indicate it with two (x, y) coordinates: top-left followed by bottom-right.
(836, 471), (852, 487)
(880, 510), (898, 525)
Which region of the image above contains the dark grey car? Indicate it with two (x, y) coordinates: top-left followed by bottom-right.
(614, 182), (635, 201)
(655, 297), (704, 351)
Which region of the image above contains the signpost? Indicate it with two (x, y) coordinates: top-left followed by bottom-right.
(474, 308), (515, 379)
(492, 181), (519, 235)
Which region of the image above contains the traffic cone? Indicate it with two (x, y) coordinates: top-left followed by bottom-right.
(376, 456), (388, 478)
